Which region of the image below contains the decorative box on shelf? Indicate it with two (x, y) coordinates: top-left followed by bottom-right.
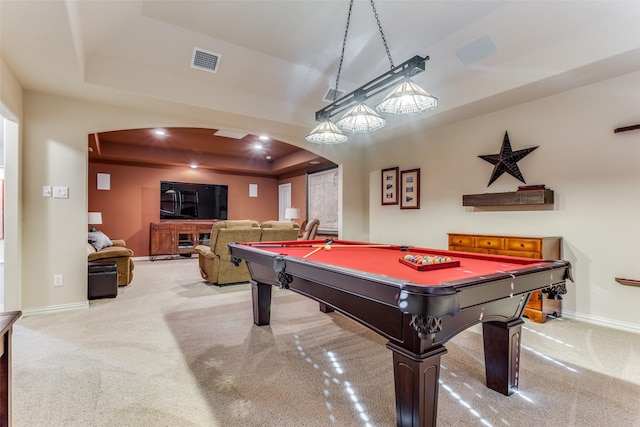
(463, 186), (554, 207)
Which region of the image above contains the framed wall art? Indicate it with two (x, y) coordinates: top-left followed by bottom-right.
(381, 167), (399, 205)
(307, 167), (339, 234)
(400, 168), (420, 209)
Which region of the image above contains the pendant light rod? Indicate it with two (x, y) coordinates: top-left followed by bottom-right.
(315, 55), (429, 122)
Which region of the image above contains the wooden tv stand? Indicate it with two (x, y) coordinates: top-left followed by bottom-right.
(149, 221), (216, 260)
(448, 233), (563, 323)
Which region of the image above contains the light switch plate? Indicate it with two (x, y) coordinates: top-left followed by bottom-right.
(53, 186), (69, 198)
(42, 186), (52, 197)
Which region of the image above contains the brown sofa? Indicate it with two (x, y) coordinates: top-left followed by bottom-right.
(260, 220), (300, 242)
(87, 239), (135, 286)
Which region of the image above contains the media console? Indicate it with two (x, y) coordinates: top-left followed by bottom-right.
(149, 221), (216, 260)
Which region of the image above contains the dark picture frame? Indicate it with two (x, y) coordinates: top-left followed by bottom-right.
(381, 167), (399, 205)
(400, 168), (420, 209)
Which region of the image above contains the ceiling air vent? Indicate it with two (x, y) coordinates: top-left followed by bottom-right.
(323, 88), (345, 102)
(192, 47), (221, 73)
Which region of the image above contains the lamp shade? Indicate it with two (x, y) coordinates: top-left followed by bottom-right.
(305, 119), (348, 144)
(88, 212), (103, 225)
(285, 208), (300, 220)
(375, 79), (438, 115)
(335, 103), (385, 133)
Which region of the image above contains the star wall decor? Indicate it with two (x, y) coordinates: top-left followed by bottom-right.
(479, 131), (538, 187)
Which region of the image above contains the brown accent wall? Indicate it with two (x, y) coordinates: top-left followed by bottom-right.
(280, 174), (308, 224)
(88, 162), (285, 257)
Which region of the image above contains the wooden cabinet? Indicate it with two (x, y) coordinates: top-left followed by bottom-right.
(448, 233), (562, 323)
(150, 221), (215, 259)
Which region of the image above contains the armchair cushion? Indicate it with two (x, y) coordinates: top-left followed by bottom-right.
(88, 230), (113, 251)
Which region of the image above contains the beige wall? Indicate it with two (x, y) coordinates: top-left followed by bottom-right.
(367, 71), (640, 332)
(17, 91), (367, 313)
(6, 56), (637, 331)
(1, 58), (23, 311)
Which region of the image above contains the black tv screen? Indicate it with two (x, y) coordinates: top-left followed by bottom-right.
(160, 181), (228, 220)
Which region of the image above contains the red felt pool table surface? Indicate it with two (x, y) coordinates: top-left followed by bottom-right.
(251, 240), (546, 286)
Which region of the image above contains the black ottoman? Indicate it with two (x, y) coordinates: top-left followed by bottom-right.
(88, 261), (118, 299)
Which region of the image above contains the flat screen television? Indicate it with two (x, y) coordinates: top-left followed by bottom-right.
(160, 181), (228, 220)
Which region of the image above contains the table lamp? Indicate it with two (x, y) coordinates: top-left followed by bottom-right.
(88, 212), (103, 232)
(285, 207), (300, 223)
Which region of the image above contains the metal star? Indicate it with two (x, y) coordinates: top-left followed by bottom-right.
(479, 131), (538, 187)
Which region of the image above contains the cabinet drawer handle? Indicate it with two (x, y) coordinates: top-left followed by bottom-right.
(520, 243), (524, 247)
(487, 242), (491, 245)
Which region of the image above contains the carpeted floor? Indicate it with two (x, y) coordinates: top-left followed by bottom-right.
(11, 257), (640, 426)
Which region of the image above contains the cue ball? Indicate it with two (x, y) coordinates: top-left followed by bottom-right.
(324, 244), (331, 250)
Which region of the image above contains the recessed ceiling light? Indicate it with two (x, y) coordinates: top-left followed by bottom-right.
(154, 129), (167, 136)
(253, 143), (263, 150)
(190, 164), (198, 169)
(259, 135), (270, 141)
(266, 155), (272, 160)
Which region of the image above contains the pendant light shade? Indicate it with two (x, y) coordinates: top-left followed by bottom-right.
(305, 119), (348, 144)
(335, 103), (386, 133)
(376, 79), (438, 115)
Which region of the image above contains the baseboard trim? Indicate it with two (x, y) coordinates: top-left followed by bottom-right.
(132, 255), (197, 262)
(22, 301), (89, 317)
(562, 310), (640, 334)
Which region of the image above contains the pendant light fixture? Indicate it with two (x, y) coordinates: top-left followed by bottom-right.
(306, 0), (437, 144)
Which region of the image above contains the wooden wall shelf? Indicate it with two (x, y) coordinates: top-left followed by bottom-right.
(615, 277), (640, 287)
(463, 189), (554, 207)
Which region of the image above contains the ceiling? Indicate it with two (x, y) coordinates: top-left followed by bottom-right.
(88, 127), (334, 176)
(2, 1), (639, 173)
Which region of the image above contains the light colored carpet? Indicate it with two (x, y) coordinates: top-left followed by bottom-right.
(12, 257), (640, 426)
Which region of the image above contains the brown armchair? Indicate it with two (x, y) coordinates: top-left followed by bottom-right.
(260, 221), (300, 242)
(299, 218), (320, 240)
(87, 239), (134, 286)
(195, 220), (262, 285)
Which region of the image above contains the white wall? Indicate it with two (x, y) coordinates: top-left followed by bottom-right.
(368, 71), (640, 332)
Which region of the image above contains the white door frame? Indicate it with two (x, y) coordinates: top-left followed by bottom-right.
(278, 183), (292, 221)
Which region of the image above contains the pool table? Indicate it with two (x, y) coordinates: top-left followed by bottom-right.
(228, 240), (572, 427)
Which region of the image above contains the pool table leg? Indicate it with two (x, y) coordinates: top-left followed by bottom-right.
(319, 302), (334, 313)
(387, 343), (447, 427)
(482, 318), (524, 396)
(251, 280), (272, 326)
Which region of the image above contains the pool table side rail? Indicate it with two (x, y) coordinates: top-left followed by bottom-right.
(230, 242), (571, 311)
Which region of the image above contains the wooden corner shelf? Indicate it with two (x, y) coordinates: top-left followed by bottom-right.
(463, 189), (554, 207)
